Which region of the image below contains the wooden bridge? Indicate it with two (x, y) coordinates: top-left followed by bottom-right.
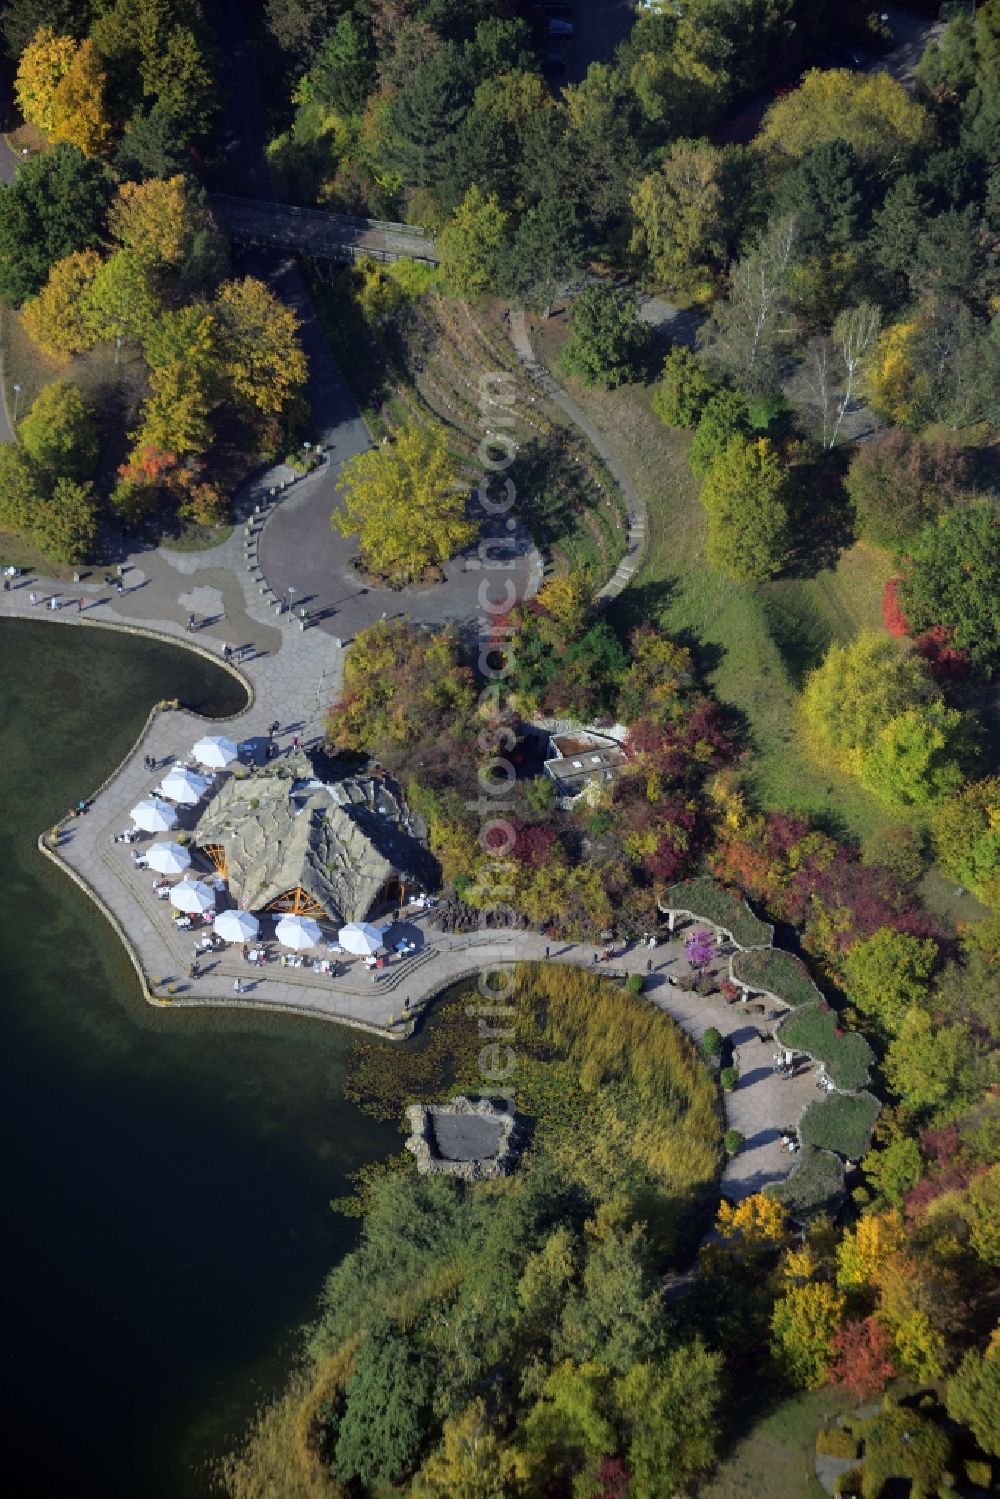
(209, 194), (439, 265)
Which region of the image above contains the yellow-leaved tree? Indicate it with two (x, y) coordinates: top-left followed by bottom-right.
(333, 421), (473, 583)
(836, 1210), (907, 1291)
(866, 320), (923, 425)
(14, 27), (76, 134)
(108, 175), (202, 268)
(214, 277), (307, 418)
(21, 249), (103, 358)
(758, 68), (933, 167)
(50, 38), (111, 156)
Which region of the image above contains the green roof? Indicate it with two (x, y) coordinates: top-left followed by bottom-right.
(661, 877), (772, 948)
(731, 947), (824, 1008)
(776, 1003), (874, 1093)
(799, 1091), (881, 1161)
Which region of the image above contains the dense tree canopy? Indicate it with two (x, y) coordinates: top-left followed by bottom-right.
(898, 506), (1000, 677)
(0, 145), (112, 304)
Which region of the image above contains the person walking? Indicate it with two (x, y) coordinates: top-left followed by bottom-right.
(116, 563), (123, 579)
(29, 592), (37, 606)
(77, 597), (83, 612)
(115, 579), (124, 596)
(222, 643), (231, 661)
(291, 734), (300, 753)
(233, 978), (244, 995)
(269, 720), (280, 737)
(646, 957), (653, 974)
(186, 612), (195, 631)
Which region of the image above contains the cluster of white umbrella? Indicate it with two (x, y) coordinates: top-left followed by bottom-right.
(131, 797), (177, 833)
(131, 738), (399, 962)
(169, 878), (216, 914)
(339, 922), (385, 956)
(192, 735), (239, 769)
(160, 766), (211, 805)
(215, 908), (259, 943)
(147, 841), (191, 875)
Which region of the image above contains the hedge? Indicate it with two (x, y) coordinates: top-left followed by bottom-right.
(730, 947), (824, 1008)
(775, 1003), (874, 1091)
(662, 877), (773, 948)
(816, 1427), (861, 1460)
(767, 1146), (845, 1217)
(799, 1091), (881, 1161)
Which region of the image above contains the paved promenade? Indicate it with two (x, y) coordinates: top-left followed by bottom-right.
(1, 542), (812, 1198)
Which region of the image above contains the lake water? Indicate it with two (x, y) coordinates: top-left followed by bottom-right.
(0, 619), (399, 1497)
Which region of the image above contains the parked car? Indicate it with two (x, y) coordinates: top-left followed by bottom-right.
(542, 50), (567, 72)
(538, 1), (573, 11)
(548, 20), (574, 37)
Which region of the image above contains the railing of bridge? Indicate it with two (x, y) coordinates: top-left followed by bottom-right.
(209, 193), (435, 244)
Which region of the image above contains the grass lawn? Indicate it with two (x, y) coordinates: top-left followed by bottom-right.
(699, 1385), (857, 1499)
(0, 529), (77, 580)
(160, 522), (235, 553)
(530, 315), (898, 845)
(1, 302), (66, 423)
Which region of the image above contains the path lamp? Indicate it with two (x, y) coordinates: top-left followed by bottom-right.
(11, 382), (20, 425)
(287, 585), (297, 615)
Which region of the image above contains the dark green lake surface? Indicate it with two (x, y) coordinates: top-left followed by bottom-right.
(0, 620), (400, 1497)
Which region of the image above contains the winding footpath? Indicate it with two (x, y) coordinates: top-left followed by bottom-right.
(508, 310), (647, 601)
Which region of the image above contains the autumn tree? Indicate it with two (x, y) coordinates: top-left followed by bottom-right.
(31, 476), (98, 563)
(860, 701), (973, 808)
(835, 1210), (907, 1291)
(135, 305), (219, 456)
(828, 1319), (898, 1400)
(14, 26), (75, 132)
(214, 277), (307, 419)
(333, 422), (473, 584)
(884, 1008), (980, 1117)
(21, 249), (102, 358)
(801, 633), (942, 782)
(758, 67), (933, 168)
(437, 185), (509, 300)
(615, 1343), (723, 1499)
(411, 1398), (511, 1497)
(690, 389), (751, 477)
(699, 435), (791, 582)
(108, 173), (213, 270)
(932, 778), (1000, 908)
(50, 38), (111, 155)
(630, 137), (727, 299)
(19, 381), (98, 481)
(769, 1282), (845, 1388)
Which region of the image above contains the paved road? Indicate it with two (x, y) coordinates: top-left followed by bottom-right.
(212, 194), (438, 265)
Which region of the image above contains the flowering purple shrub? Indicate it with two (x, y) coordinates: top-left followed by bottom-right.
(686, 928), (715, 968)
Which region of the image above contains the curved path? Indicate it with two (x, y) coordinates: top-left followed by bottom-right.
(508, 309), (647, 601)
